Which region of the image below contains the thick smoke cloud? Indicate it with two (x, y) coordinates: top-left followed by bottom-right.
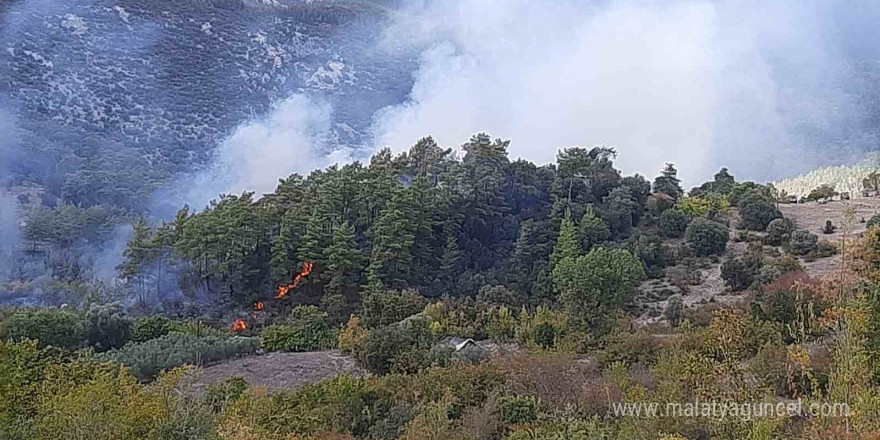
(157, 94), (351, 212)
(372, 0), (880, 185)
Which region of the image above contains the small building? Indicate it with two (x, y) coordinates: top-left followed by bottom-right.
(440, 337), (476, 352)
(786, 195), (799, 204)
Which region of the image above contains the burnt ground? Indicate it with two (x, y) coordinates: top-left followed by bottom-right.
(186, 350), (365, 393)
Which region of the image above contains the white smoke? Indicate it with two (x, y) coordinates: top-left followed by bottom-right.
(161, 94), (352, 212)
(211, 95), (351, 197)
(372, 0), (864, 185)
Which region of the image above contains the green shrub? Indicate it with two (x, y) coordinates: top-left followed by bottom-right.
(816, 239), (839, 258)
(362, 289), (428, 328)
(131, 315), (175, 343)
(789, 230), (818, 256)
(658, 208), (689, 238)
(597, 331), (660, 367)
(685, 218), (729, 257)
(0, 308), (87, 350)
(765, 218), (795, 246)
(807, 184), (838, 201)
(354, 316), (435, 375)
(721, 256), (762, 291)
(497, 395), (540, 424)
(97, 332), (259, 381)
(484, 306), (517, 342)
(476, 285), (523, 308)
(738, 194), (782, 231)
(868, 214), (880, 229)
(85, 303), (131, 352)
(205, 376), (248, 411)
(533, 322), (556, 349)
(626, 232), (670, 278)
(262, 306), (336, 353)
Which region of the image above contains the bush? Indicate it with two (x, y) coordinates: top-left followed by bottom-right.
(821, 220), (837, 235)
(597, 331), (660, 367)
(754, 256), (804, 286)
(262, 306), (336, 352)
(816, 239), (839, 258)
(337, 316), (370, 354)
(789, 230), (818, 256)
(738, 194), (782, 231)
(497, 395), (540, 424)
(476, 285), (523, 308)
(868, 214), (880, 229)
(721, 256), (762, 291)
(354, 316), (436, 375)
(658, 208), (689, 238)
(685, 218), (729, 257)
(131, 315), (175, 343)
(85, 303), (131, 352)
(97, 332), (260, 381)
(665, 296), (684, 326)
(205, 376), (248, 411)
(807, 184), (838, 201)
(0, 308), (87, 350)
(765, 218), (795, 246)
(484, 306), (517, 342)
(362, 289), (428, 328)
(626, 233), (670, 278)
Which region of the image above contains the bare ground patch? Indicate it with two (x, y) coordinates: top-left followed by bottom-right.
(187, 350), (365, 393)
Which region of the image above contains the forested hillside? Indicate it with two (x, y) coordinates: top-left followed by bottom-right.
(4, 133), (879, 439)
(117, 135), (677, 319)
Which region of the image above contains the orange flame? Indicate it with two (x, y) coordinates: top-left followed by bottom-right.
(254, 301), (264, 311)
(231, 318), (248, 332)
(276, 261), (314, 299)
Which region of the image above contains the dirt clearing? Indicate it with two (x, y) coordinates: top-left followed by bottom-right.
(187, 350), (365, 393)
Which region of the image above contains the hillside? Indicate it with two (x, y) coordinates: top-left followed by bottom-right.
(774, 154), (880, 198)
(2, 0), (416, 208)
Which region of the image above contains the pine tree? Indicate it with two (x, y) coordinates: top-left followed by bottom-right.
(439, 235), (463, 286)
(120, 219), (153, 299)
(580, 206), (610, 251)
(270, 211), (299, 284)
(366, 191), (416, 290)
(408, 176), (438, 288)
(550, 214), (581, 267)
(325, 221), (365, 296)
(298, 210), (329, 269)
(653, 163), (683, 201)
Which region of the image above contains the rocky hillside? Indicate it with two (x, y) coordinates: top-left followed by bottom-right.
(1, 0), (415, 207)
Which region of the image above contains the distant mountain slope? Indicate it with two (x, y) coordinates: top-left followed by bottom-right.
(1, 0), (415, 208)
(774, 154), (880, 197)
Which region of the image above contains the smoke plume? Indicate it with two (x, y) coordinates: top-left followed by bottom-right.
(372, 0), (880, 185)
(155, 94), (352, 212)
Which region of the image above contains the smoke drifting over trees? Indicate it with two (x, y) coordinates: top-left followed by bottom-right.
(371, 0), (880, 184)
